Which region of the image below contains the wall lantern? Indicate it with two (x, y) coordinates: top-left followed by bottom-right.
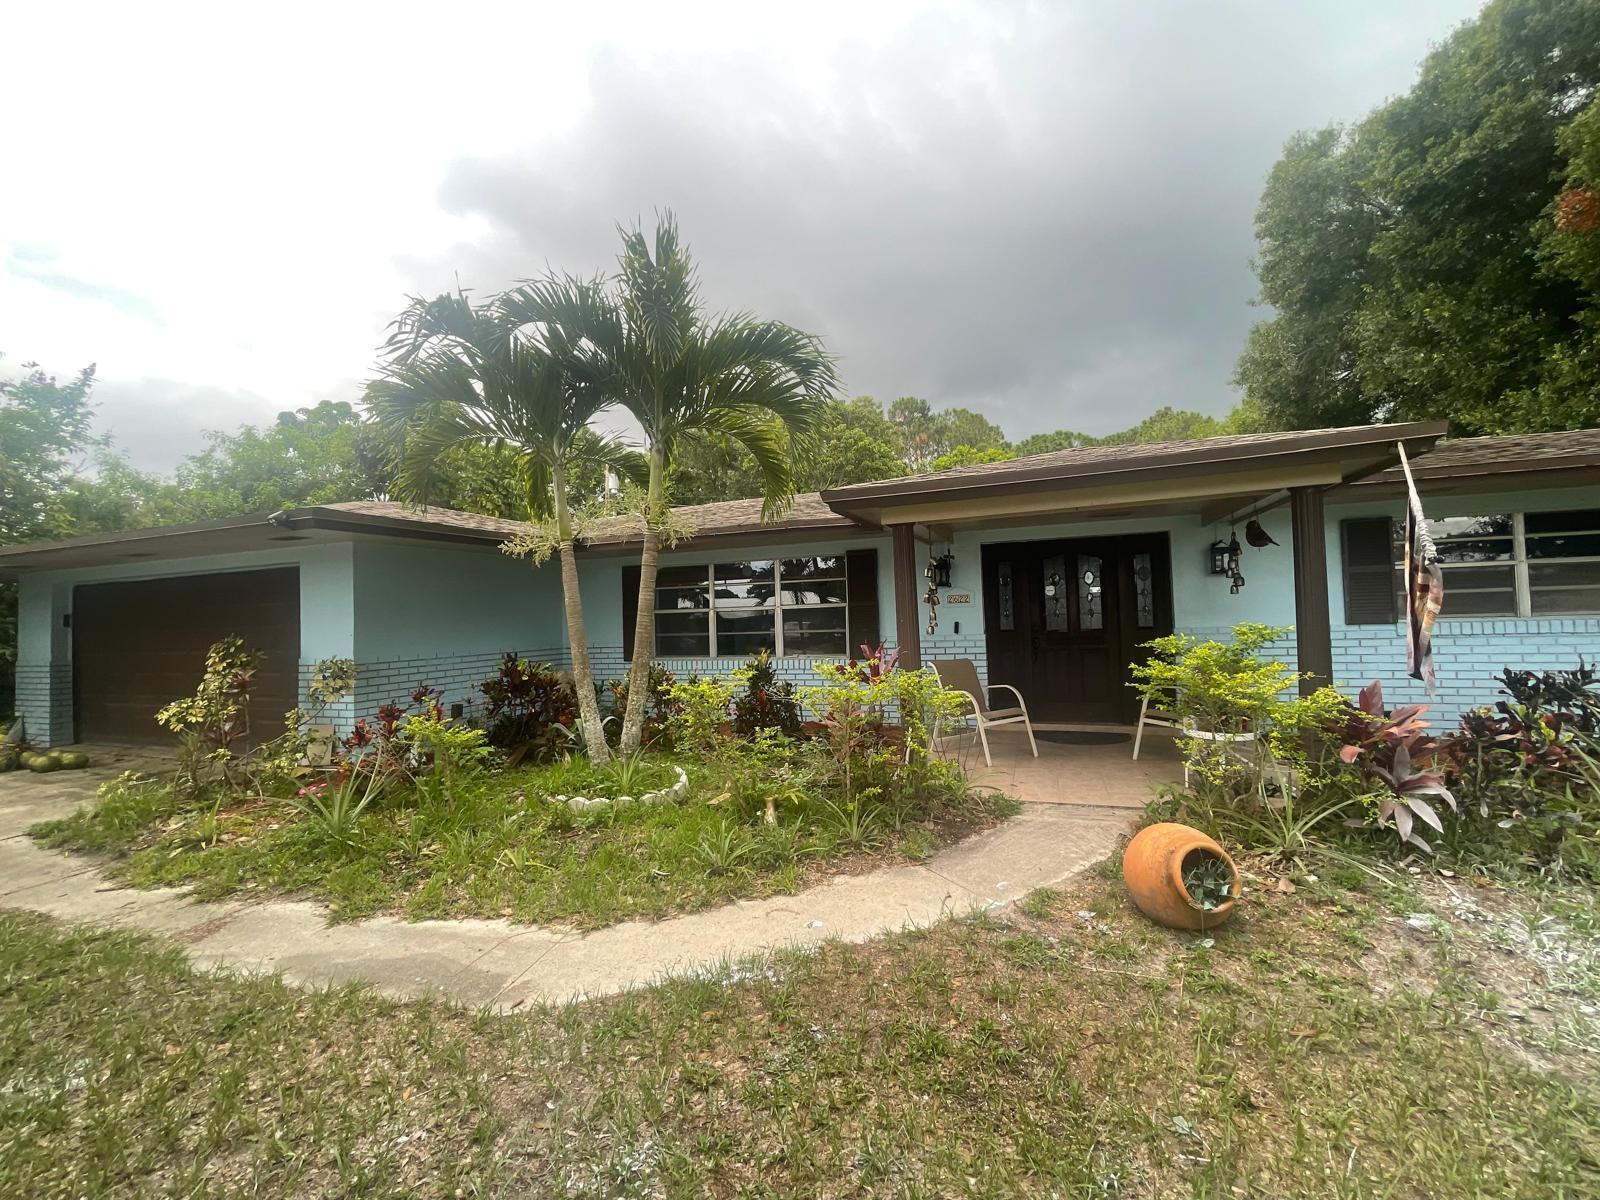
(931, 552), (955, 589)
(1208, 540), (1231, 576)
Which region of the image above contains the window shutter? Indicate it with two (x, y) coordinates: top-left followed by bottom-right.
(845, 548), (880, 655)
(1341, 517), (1397, 625)
(621, 564), (642, 661)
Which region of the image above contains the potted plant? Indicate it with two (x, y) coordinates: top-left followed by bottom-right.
(1130, 623), (1302, 777)
(1122, 822), (1241, 930)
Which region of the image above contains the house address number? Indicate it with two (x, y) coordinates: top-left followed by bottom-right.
(945, 592), (973, 605)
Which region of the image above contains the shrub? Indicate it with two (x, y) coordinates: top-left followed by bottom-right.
(730, 651), (802, 739)
(1330, 681), (1457, 852)
(668, 675), (737, 753)
(607, 664), (680, 750)
(477, 655), (578, 765)
(155, 636), (265, 795)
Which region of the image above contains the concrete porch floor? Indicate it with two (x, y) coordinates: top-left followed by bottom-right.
(949, 726), (1183, 808)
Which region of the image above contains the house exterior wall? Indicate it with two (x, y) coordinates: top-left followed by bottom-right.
(349, 541), (566, 722)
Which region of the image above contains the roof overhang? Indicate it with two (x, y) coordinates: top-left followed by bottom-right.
(0, 505), (514, 580)
(820, 421), (1449, 529)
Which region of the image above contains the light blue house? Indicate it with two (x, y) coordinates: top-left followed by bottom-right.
(5, 422), (1599, 745)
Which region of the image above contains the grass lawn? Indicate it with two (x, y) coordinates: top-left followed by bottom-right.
(28, 753), (1014, 928)
(4, 859), (1597, 1197)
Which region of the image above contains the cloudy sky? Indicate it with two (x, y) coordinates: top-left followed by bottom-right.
(2, 0), (1485, 472)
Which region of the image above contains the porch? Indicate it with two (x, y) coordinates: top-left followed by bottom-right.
(938, 724), (1185, 808)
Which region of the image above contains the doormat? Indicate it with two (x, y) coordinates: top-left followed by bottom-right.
(1033, 730), (1131, 747)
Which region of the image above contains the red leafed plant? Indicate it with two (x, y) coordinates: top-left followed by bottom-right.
(844, 642), (901, 683)
(1333, 681), (1457, 852)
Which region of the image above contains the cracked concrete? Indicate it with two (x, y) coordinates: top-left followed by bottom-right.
(1, 746), (1136, 1009)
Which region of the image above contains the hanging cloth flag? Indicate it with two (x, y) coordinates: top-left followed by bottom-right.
(1397, 442), (1444, 691)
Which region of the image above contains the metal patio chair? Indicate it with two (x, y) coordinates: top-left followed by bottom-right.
(930, 658), (1039, 768)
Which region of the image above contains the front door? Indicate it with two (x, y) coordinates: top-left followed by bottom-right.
(982, 534), (1172, 724)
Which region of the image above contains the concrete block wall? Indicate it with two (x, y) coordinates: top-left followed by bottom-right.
(351, 646), (569, 727)
(12, 662), (72, 747)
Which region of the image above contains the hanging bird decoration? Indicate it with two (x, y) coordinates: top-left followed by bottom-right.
(1245, 518), (1279, 549)
(923, 554), (942, 635)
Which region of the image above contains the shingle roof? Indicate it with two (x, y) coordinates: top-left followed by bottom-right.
(821, 421), (1447, 506)
(1355, 428), (1600, 484)
(313, 495), (859, 547)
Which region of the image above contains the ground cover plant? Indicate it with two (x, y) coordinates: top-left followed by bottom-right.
(29, 644), (1009, 928)
(2, 855), (1595, 1197)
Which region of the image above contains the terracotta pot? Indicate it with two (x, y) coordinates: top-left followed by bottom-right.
(1122, 822), (1240, 931)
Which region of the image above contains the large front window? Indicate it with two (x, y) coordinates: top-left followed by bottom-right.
(1396, 509), (1600, 617)
(654, 556), (849, 657)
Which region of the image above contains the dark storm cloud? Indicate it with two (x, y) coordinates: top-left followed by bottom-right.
(416, 1), (1479, 441)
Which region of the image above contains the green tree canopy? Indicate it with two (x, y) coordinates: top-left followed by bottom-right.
(887, 396), (1009, 471)
(1236, 0), (1600, 434)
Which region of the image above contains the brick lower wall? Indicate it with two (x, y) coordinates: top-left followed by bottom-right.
(13, 662), (72, 747)
(351, 646), (569, 728)
(1183, 619), (1600, 724)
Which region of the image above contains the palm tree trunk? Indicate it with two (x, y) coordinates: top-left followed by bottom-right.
(553, 469), (610, 764)
(619, 447), (665, 755)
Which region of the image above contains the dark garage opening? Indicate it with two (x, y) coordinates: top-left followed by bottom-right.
(71, 567), (301, 744)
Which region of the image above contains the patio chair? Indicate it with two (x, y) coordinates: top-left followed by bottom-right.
(1132, 689), (1181, 761)
(929, 658), (1039, 768)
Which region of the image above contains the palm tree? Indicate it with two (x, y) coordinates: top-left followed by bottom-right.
(503, 214), (838, 754)
(365, 290), (644, 762)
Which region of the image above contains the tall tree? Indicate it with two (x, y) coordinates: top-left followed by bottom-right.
(504, 214), (836, 754)
(668, 395), (904, 504)
(365, 291), (645, 761)
(1, 359), (99, 713)
(1236, 0), (1600, 434)
(887, 396), (1008, 471)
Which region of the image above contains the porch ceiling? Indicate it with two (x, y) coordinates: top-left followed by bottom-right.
(821, 421), (1448, 530)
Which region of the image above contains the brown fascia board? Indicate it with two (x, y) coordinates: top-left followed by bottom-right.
(271, 506), (517, 545)
(819, 422), (1450, 515)
(1344, 453), (1600, 490)
(0, 512), (277, 565)
(579, 516), (869, 552)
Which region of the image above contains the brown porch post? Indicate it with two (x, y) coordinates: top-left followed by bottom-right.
(890, 524), (922, 669)
(1289, 485), (1333, 695)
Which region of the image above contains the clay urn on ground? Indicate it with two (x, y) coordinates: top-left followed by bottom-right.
(1122, 822), (1241, 931)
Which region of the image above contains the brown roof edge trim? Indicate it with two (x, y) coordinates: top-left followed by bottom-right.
(0, 511), (277, 561)
(819, 422), (1449, 507)
(1347, 453), (1600, 486)
(274, 507), (514, 544)
(578, 516), (873, 550)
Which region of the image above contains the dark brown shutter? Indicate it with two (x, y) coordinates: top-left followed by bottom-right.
(621, 564), (642, 661)
(1341, 517), (1397, 625)
(845, 547), (879, 655)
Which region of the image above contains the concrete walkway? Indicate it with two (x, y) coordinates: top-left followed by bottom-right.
(0, 748), (1134, 1009)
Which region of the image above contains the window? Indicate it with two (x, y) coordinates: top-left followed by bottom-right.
(1359, 508), (1600, 621)
(653, 556), (849, 657)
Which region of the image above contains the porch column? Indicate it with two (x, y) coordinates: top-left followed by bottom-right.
(1289, 485), (1333, 695)
(890, 523), (922, 669)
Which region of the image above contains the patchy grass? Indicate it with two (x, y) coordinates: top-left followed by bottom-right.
(28, 756), (1014, 929)
(4, 864), (1597, 1197)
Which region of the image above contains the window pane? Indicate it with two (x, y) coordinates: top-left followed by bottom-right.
(1133, 552), (1155, 628)
(781, 556), (844, 578)
(714, 559), (774, 582)
(783, 610), (846, 635)
(712, 578), (778, 607)
(657, 565), (709, 588)
(655, 611), (709, 656)
(715, 610), (776, 657)
(1077, 554), (1103, 631)
(1529, 561), (1600, 589)
(1524, 509), (1600, 535)
(1526, 532), (1600, 560)
(1433, 537), (1514, 564)
(784, 628), (848, 655)
(1426, 515), (1513, 539)
(781, 577), (848, 605)
(1041, 555), (1068, 632)
(1441, 590), (1518, 616)
(1531, 587), (1600, 614)
(997, 561), (1014, 631)
(1437, 564), (1516, 590)
(655, 584), (710, 610)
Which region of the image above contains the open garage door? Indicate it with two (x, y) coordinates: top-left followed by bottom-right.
(72, 567), (301, 744)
